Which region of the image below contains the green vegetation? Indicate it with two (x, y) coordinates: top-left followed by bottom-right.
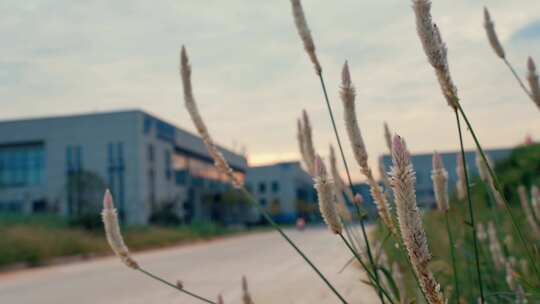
(374, 144), (540, 303)
(0, 214), (232, 268)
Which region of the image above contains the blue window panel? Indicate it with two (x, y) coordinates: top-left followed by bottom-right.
(0, 144), (45, 188)
(156, 120), (175, 143)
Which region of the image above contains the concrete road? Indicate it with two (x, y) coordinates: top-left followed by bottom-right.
(0, 227), (378, 304)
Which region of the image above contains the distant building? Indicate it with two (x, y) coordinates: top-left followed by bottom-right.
(245, 161), (317, 224)
(0, 110), (247, 225)
(380, 147), (513, 208)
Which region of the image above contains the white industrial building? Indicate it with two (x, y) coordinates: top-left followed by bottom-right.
(245, 161), (317, 224)
(0, 110), (247, 225)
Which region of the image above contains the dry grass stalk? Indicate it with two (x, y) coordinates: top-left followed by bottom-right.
(241, 276), (255, 304)
(101, 190), (138, 269)
(518, 185), (540, 237)
(180, 47), (242, 189)
(289, 0), (321, 75)
(314, 155), (342, 234)
(527, 57), (540, 110)
(329, 145), (353, 222)
(455, 153), (467, 201)
(412, 0), (458, 109)
(340, 61), (396, 235)
(431, 152), (449, 212)
(487, 221), (505, 270)
(483, 7), (505, 59)
(389, 135), (444, 304)
(297, 118), (309, 172)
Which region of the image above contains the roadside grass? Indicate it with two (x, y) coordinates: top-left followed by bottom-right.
(374, 144), (540, 302)
(0, 215), (232, 268)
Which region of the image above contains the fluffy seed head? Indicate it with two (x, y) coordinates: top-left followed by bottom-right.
(101, 190), (138, 269)
(431, 152), (449, 211)
(412, 0), (458, 109)
(340, 62), (396, 234)
(455, 153), (467, 201)
(531, 185), (540, 221)
(518, 185), (540, 237)
(383, 122), (393, 153)
(314, 155), (342, 234)
(527, 56), (540, 110)
(290, 0), (321, 75)
(340, 62), (366, 169)
(476, 222), (487, 241)
(475, 151), (493, 182)
(218, 295), (224, 304)
(300, 110), (316, 176)
(329, 145), (353, 222)
(180, 46), (242, 188)
(483, 7), (505, 59)
(487, 221), (505, 270)
(390, 135), (444, 304)
(353, 193), (364, 205)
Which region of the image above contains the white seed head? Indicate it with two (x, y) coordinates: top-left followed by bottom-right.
(329, 145), (353, 222)
(412, 0), (458, 109)
(531, 185), (540, 221)
(101, 190), (138, 269)
(455, 153), (467, 201)
(300, 110), (316, 176)
(217, 295), (224, 304)
(353, 193), (364, 205)
(431, 152), (449, 211)
(483, 7), (505, 59)
(290, 0), (321, 75)
(180, 46), (242, 188)
(390, 135), (444, 304)
(383, 122), (393, 154)
(527, 56), (540, 110)
(487, 221), (505, 270)
(314, 155), (342, 234)
(476, 222), (487, 241)
(518, 185), (540, 237)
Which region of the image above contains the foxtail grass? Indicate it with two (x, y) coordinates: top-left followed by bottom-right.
(431, 152), (460, 303)
(289, 1), (387, 301)
(389, 135), (445, 304)
(180, 46), (349, 304)
(101, 190), (217, 304)
(483, 7), (540, 111)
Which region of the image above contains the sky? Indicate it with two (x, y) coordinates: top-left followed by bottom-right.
(1, 0), (539, 181)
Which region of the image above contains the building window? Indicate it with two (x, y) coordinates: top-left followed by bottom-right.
(165, 150), (172, 180)
(0, 144), (45, 188)
(271, 181), (279, 193)
(107, 142), (125, 220)
(258, 182), (266, 193)
(148, 144), (154, 162)
(245, 183), (253, 193)
(260, 198), (267, 206)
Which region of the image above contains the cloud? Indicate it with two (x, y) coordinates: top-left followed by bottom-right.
(1, 0), (539, 181)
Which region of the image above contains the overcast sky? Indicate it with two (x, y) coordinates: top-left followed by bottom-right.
(1, 0), (539, 181)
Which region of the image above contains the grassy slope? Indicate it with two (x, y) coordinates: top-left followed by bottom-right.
(374, 144), (540, 303)
(0, 215), (231, 268)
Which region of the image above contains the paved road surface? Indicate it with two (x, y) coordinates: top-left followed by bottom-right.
(0, 227), (377, 304)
